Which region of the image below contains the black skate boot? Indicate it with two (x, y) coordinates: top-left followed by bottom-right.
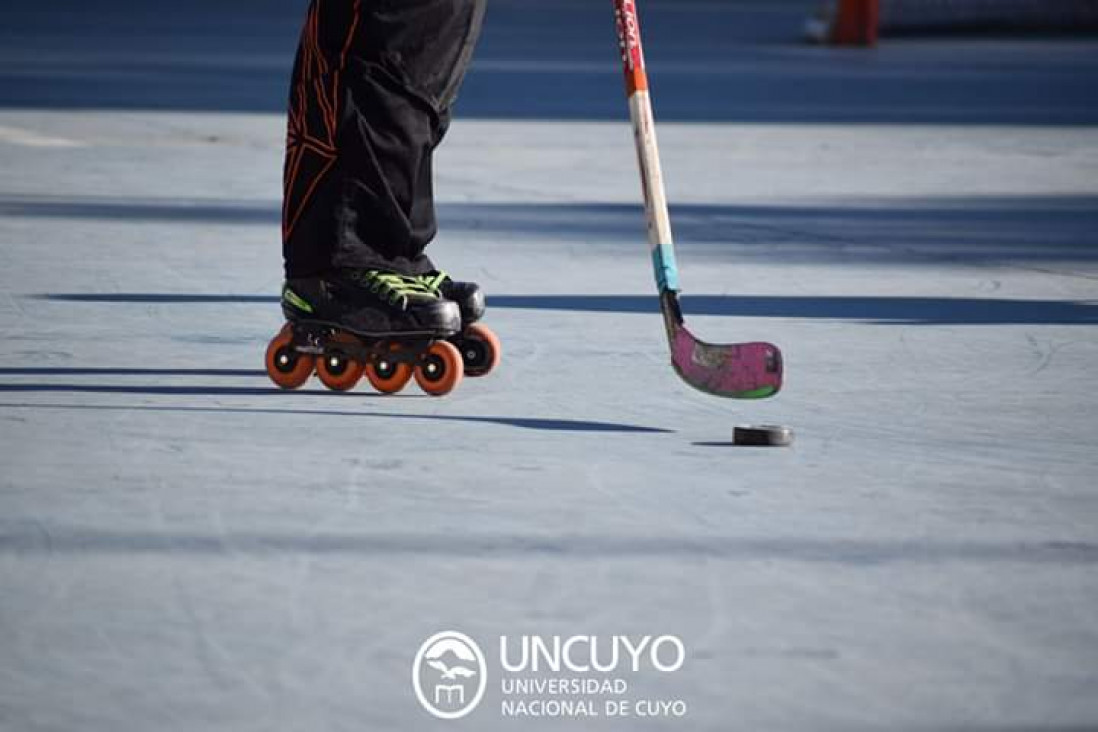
(265, 269), (465, 396)
(416, 270), (500, 378)
(418, 271), (485, 324)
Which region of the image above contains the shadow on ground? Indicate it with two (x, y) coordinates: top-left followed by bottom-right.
(32, 292), (1098, 325)
(4, 195), (1097, 268)
(0, 395), (671, 434)
(1, 524), (1096, 564)
(0, 367), (264, 378)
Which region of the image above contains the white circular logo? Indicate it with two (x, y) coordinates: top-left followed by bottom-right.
(412, 631), (487, 720)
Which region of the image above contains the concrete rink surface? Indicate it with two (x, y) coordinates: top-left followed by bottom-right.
(1, 0), (1097, 729)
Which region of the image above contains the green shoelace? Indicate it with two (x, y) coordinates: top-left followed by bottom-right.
(351, 270), (438, 309)
(416, 270), (449, 294)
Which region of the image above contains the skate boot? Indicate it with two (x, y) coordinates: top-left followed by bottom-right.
(265, 269), (465, 396)
(416, 270), (501, 377)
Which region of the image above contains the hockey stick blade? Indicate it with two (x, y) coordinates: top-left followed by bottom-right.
(671, 326), (783, 399)
(663, 293), (783, 399)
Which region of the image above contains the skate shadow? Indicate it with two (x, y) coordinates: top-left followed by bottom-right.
(0, 365), (672, 435)
(0, 401), (667, 434)
(0, 367), (265, 377)
(0, 383), (378, 398)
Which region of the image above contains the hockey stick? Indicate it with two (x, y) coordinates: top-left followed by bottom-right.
(613, 0), (783, 398)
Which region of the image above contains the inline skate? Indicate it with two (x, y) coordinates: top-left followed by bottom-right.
(265, 269), (465, 396)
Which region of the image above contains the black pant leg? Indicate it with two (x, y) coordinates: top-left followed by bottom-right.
(282, 0), (486, 279)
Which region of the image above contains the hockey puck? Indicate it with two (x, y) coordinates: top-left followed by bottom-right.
(733, 425), (794, 447)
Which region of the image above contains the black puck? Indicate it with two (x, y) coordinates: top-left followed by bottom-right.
(734, 425), (794, 447)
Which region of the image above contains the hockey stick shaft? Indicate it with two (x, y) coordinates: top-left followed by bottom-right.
(613, 0), (681, 302)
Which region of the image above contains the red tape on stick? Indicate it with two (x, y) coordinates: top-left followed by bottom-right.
(614, 0), (649, 94)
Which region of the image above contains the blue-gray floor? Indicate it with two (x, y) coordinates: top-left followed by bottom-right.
(1, 1), (1097, 730)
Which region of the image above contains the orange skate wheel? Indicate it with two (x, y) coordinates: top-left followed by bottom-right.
(364, 344), (413, 394)
(265, 324), (314, 389)
(315, 333), (364, 391)
(414, 340), (464, 397)
(456, 323), (501, 377)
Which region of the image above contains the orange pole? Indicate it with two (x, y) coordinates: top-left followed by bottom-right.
(831, 0), (879, 45)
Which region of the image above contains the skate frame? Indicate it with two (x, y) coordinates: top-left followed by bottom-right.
(613, 0), (783, 399)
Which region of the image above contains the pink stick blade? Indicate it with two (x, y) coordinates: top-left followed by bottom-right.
(670, 325), (783, 398)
